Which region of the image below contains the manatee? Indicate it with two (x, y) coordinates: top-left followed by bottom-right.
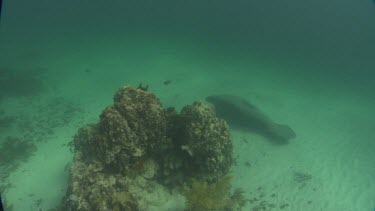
(205, 94), (296, 143)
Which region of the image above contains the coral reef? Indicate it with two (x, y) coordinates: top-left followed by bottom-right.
(72, 85), (167, 173)
(180, 102), (233, 182)
(160, 102), (233, 184)
(62, 85), (239, 210)
(111, 191), (138, 211)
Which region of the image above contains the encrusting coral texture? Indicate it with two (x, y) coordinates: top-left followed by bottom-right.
(61, 85), (245, 211)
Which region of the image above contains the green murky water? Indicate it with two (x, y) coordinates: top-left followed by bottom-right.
(1, 1), (374, 210)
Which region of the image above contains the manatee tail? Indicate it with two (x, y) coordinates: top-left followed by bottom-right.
(267, 123), (296, 143)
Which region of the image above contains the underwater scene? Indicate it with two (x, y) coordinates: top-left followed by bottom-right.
(0, 0), (375, 210)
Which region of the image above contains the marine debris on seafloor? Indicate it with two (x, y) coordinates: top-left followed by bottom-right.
(61, 85), (246, 211)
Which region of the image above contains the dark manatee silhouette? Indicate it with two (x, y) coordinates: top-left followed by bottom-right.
(205, 94), (296, 143)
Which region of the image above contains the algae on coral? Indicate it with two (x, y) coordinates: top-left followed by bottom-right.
(185, 176), (230, 211)
(184, 175), (248, 211)
(111, 191), (139, 211)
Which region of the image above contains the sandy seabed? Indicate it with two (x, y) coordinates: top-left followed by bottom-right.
(1, 38), (374, 211)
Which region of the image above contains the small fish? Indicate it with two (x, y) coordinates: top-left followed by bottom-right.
(163, 80), (172, 85)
